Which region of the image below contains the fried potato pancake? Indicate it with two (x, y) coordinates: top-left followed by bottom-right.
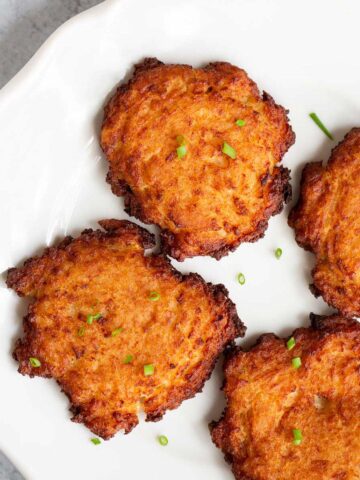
(7, 220), (244, 439)
(289, 128), (360, 317)
(210, 314), (360, 480)
(101, 58), (295, 261)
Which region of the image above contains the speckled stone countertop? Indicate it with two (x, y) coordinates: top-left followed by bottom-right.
(0, 1), (102, 477)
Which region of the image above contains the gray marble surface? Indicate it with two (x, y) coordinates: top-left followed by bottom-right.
(0, 0), (103, 88)
(0, 1), (103, 477)
(0, 452), (24, 480)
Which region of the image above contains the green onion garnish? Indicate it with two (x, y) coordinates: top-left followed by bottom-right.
(87, 313), (102, 325)
(235, 119), (246, 127)
(111, 327), (124, 337)
(29, 357), (41, 368)
(91, 438), (101, 445)
(287, 337), (296, 350)
(176, 135), (187, 158)
(149, 291), (160, 301)
(237, 273), (245, 285)
(292, 429), (302, 445)
(158, 435), (168, 446)
(309, 113), (334, 140)
(123, 354), (134, 364)
(222, 142), (237, 159)
(144, 364), (154, 376)
(275, 247), (282, 259)
(177, 145), (187, 159)
(292, 357), (302, 369)
(78, 326), (85, 337)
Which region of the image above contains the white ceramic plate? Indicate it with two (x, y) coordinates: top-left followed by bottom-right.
(0, 0), (359, 478)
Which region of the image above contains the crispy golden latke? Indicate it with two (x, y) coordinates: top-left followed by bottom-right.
(7, 220), (244, 439)
(210, 314), (360, 480)
(289, 128), (360, 317)
(101, 58), (295, 261)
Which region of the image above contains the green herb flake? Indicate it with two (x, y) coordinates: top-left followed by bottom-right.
(286, 337), (296, 350)
(235, 119), (246, 127)
(158, 435), (168, 446)
(87, 313), (102, 325)
(177, 145), (187, 159)
(222, 142), (237, 159)
(237, 273), (245, 285)
(275, 247), (283, 259)
(149, 291), (160, 302)
(29, 357), (41, 368)
(144, 364), (155, 376)
(77, 326), (85, 337)
(123, 354), (134, 364)
(292, 428), (302, 446)
(309, 113), (334, 140)
(111, 327), (124, 337)
(90, 438), (101, 445)
(292, 357), (302, 369)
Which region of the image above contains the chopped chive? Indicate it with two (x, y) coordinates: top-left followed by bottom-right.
(275, 247), (283, 259)
(222, 142), (237, 159)
(149, 291), (160, 301)
(144, 364), (154, 376)
(111, 327), (124, 337)
(309, 113), (334, 140)
(235, 119), (246, 127)
(91, 438), (101, 445)
(286, 337), (296, 350)
(237, 273), (245, 285)
(177, 145), (187, 159)
(87, 313), (102, 325)
(123, 354), (134, 364)
(292, 429), (302, 445)
(292, 357), (302, 369)
(158, 435), (168, 446)
(78, 326), (85, 337)
(29, 357), (41, 368)
(176, 135), (186, 145)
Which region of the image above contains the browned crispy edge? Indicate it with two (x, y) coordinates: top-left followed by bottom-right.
(7, 219), (245, 437)
(288, 128), (360, 251)
(140, 275), (245, 429)
(6, 219), (156, 297)
(288, 128), (360, 316)
(101, 57), (295, 261)
(160, 166), (292, 261)
(209, 313), (359, 480)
